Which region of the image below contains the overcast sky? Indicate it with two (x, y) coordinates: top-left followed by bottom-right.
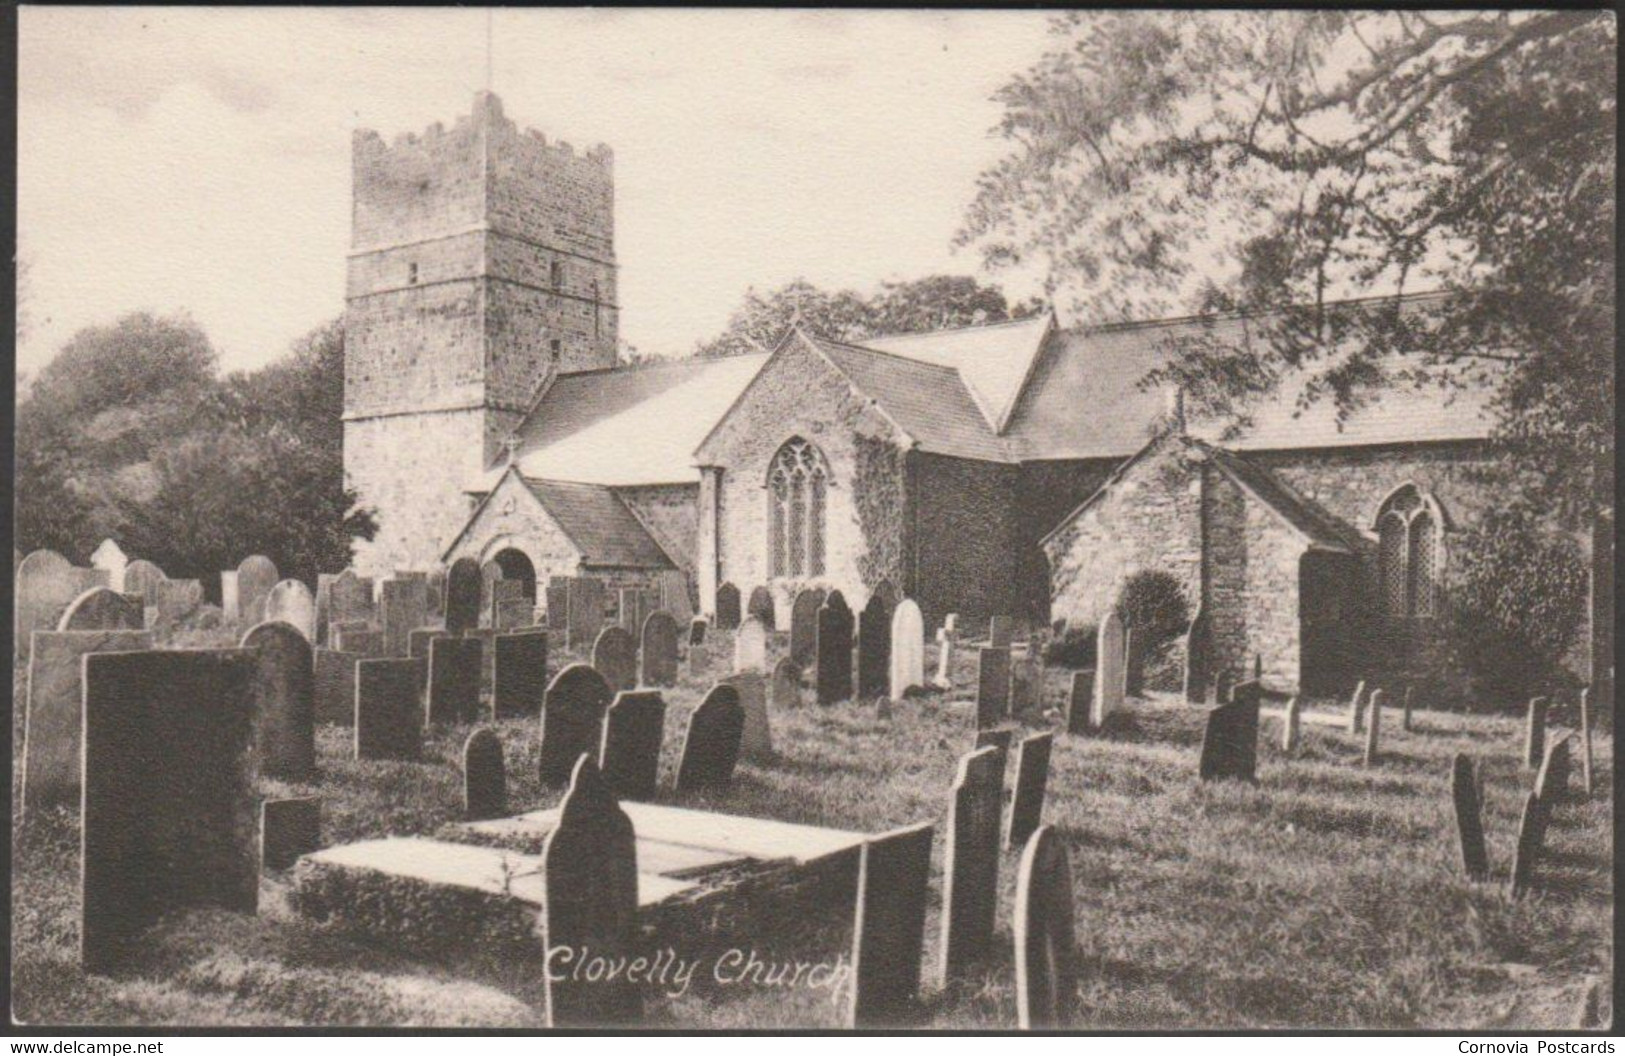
(18, 7), (1055, 377)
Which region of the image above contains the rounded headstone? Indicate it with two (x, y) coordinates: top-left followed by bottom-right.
(57, 587), (144, 632)
(241, 620), (316, 780)
(265, 579), (317, 641)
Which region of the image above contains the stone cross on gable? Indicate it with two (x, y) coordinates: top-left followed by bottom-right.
(501, 435), (521, 466)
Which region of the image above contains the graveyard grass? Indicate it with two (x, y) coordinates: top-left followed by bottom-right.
(11, 637), (1613, 1029)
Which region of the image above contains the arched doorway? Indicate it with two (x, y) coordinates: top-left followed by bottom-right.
(491, 547), (537, 600)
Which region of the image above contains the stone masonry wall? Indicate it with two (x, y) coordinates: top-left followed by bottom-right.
(442, 473), (583, 584)
(617, 484), (700, 572)
(346, 410), (487, 579)
(1018, 458), (1117, 624)
(1239, 480), (1310, 688)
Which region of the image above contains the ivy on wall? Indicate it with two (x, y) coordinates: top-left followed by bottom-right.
(852, 434), (906, 591)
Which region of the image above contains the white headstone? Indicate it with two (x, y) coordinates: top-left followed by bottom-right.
(733, 616), (768, 673)
(889, 599), (925, 700)
(264, 579), (317, 641)
(1091, 609), (1126, 727)
(934, 626), (957, 689)
(90, 540), (129, 593)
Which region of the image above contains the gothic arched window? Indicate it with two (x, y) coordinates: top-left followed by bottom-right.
(768, 438), (829, 579)
(1374, 485), (1443, 620)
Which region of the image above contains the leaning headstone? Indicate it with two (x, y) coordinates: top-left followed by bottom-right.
(1282, 695), (1302, 753)
(1451, 753), (1489, 881)
(771, 657), (801, 711)
(975, 646), (1011, 728)
(261, 797), (321, 871)
(236, 555), (279, 627)
(443, 557), (482, 634)
(599, 690), (666, 801)
(591, 625), (639, 694)
(1508, 791), (1548, 899)
(1007, 732), (1054, 850)
(1524, 696), (1549, 770)
(540, 664), (615, 787)
(1013, 825), (1079, 1029)
(1346, 680), (1367, 734)
(941, 745), (1004, 984)
(856, 592), (893, 700)
(1183, 608), (1212, 704)
(264, 580), (317, 641)
(847, 821), (935, 1029)
(314, 649), (361, 725)
(493, 629), (548, 719)
(815, 593), (855, 705)
(714, 582), (742, 630)
(241, 621), (316, 781)
(462, 728), (507, 820)
(1198, 679), (1261, 783)
(888, 599), (925, 700)
(90, 539), (129, 592)
(567, 577), (608, 651)
(21, 629), (151, 813)
(354, 658), (422, 761)
(1092, 610), (1126, 727)
(57, 587), (143, 632)
(16, 549), (87, 655)
(1534, 732), (1572, 804)
(988, 615), (1014, 649)
(541, 756), (642, 1027)
(747, 585), (776, 630)
(1065, 669), (1094, 735)
(427, 636), (483, 725)
(789, 588), (825, 668)
(733, 616), (768, 673)
(675, 683), (744, 792)
(724, 671), (772, 762)
(1363, 687), (1384, 766)
(380, 577), (429, 657)
(1579, 687), (1594, 796)
(640, 611), (680, 687)
(81, 650), (258, 972)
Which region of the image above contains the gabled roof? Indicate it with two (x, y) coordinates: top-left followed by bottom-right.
(808, 334), (1014, 462)
(862, 313), (1053, 433)
(524, 479), (675, 568)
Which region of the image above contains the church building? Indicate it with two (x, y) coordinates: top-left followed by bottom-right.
(343, 93), (1520, 699)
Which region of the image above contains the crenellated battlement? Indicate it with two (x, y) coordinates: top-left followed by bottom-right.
(352, 92), (612, 174)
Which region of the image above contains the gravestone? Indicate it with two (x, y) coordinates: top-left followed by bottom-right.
(16, 550), (91, 655)
(688, 616), (708, 646)
(715, 582), (742, 630)
(540, 664), (615, 787)
(1092, 611), (1126, 727)
(57, 587), (143, 632)
(1401, 685), (1414, 731)
(1013, 825), (1079, 1029)
(747, 586), (776, 630)
(724, 671), (772, 762)
(1064, 669), (1094, 735)
(1124, 626), (1147, 698)
(314, 649), (361, 725)
(1282, 695), (1301, 752)
(490, 579), (529, 629)
(21, 629), (152, 813)
(220, 570), (240, 624)
(856, 591), (893, 700)
(380, 577), (429, 656)
(81, 650), (258, 972)
(1524, 696), (1548, 770)
(1508, 791), (1548, 898)
(545, 577), (572, 630)
(327, 570), (376, 644)
(408, 627), (441, 660)
(541, 757), (642, 1027)
(124, 559), (167, 609)
(444, 557), (482, 634)
(1007, 732), (1054, 849)
(941, 745), (1004, 984)
(1579, 687), (1594, 796)
(236, 555), (279, 627)
(354, 658), (422, 761)
(1198, 679), (1261, 783)
(1363, 687), (1385, 766)
(815, 594), (855, 705)
(656, 569), (694, 623)
(333, 624), (384, 657)
(427, 636), (483, 725)
(847, 821), (935, 1029)
(599, 690), (666, 800)
(640, 611), (680, 687)
(1451, 753), (1489, 881)
(423, 568), (447, 619)
(1214, 670), (1236, 707)
(733, 616), (768, 673)
(261, 797), (321, 871)
(591, 625), (639, 694)
(888, 599), (925, 700)
(1535, 732), (1572, 804)
(153, 578), (205, 625)
(934, 625), (958, 690)
(675, 683), (745, 792)
(493, 629), (548, 719)
(988, 615), (1014, 648)
(789, 588), (825, 668)
(264, 580), (317, 641)
(90, 539), (129, 591)
(1346, 680), (1367, 733)
(771, 657), (801, 711)
(462, 728), (507, 820)
(241, 621), (316, 781)
(1182, 608), (1211, 704)
(1010, 655), (1041, 715)
(974, 726), (1014, 779)
(567, 577), (607, 650)
(975, 646), (1011, 728)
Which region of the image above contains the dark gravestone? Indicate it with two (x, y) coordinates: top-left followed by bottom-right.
(463, 728), (507, 820)
(941, 745), (1003, 984)
(328, 571), (374, 641)
(567, 577), (607, 651)
(1345, 679), (1367, 733)
(1010, 656), (1040, 715)
(261, 797), (321, 871)
(354, 658), (422, 761)
(492, 579), (529, 628)
(493, 629), (548, 719)
(688, 616), (708, 646)
(21, 629), (152, 814)
(714, 582), (742, 630)
(975, 647), (1011, 728)
(856, 592), (893, 700)
(847, 821), (935, 1029)
(599, 690), (666, 801)
(1007, 732), (1054, 850)
(640, 611), (680, 687)
(592, 625), (639, 694)
(789, 588), (825, 669)
(747, 585), (775, 630)
(1535, 732), (1573, 804)
(1198, 679), (1261, 783)
(380, 577), (429, 657)
(427, 636), (483, 725)
(1183, 608), (1211, 704)
(407, 628), (443, 692)
(1525, 696), (1549, 769)
(1451, 753), (1489, 881)
(1580, 686), (1595, 796)
(544, 577), (572, 630)
(241, 621), (316, 781)
(1508, 791), (1549, 899)
(236, 555), (279, 626)
(444, 557), (482, 634)
(815, 593), (855, 705)
(314, 649), (360, 725)
(540, 664), (615, 787)
(541, 757), (642, 1027)
(1364, 687), (1385, 766)
(974, 726), (1014, 754)
(333, 623), (384, 657)
(1124, 626), (1146, 698)
(81, 650), (258, 972)
(57, 587), (143, 632)
(1013, 825), (1079, 1029)
(1065, 668), (1095, 734)
(988, 615), (1014, 649)
(675, 683), (745, 792)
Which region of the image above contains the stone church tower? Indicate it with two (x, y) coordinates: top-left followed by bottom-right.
(343, 91), (618, 576)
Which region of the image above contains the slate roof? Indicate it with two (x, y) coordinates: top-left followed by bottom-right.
(861, 313), (1053, 433)
(523, 478), (675, 568)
